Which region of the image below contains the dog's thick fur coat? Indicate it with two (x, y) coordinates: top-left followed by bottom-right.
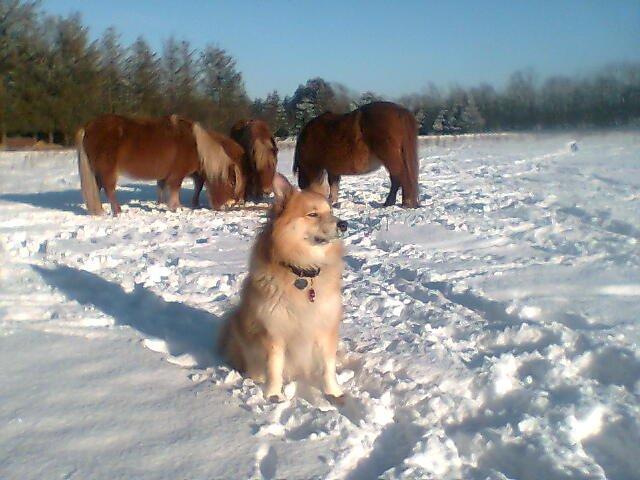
(219, 174), (346, 401)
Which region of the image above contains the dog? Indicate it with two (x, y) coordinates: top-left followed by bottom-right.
(219, 173), (348, 402)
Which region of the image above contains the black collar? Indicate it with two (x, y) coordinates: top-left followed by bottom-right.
(281, 262), (320, 278)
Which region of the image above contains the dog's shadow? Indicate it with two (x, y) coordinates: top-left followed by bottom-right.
(33, 264), (223, 369)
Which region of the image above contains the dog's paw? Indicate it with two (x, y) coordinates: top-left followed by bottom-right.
(325, 393), (346, 406)
(267, 393), (286, 403)
(264, 384), (285, 402)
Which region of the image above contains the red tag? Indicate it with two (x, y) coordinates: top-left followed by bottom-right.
(308, 288), (316, 302)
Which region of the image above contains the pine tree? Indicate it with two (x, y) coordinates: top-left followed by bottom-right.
(459, 95), (485, 132)
(125, 37), (163, 116)
(98, 27), (126, 114)
(48, 13), (101, 143)
(199, 44), (249, 130)
(162, 37), (199, 117)
(432, 109), (447, 133)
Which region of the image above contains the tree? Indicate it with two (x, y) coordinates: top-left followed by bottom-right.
(353, 91), (383, 108)
(125, 37), (163, 116)
(287, 77), (348, 134)
(48, 13), (101, 143)
(162, 37), (199, 117)
(459, 94), (485, 132)
(98, 27), (127, 114)
(0, 0), (41, 141)
(199, 44), (250, 130)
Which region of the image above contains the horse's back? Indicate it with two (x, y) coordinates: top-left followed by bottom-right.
(82, 114), (199, 180)
(359, 102), (417, 147)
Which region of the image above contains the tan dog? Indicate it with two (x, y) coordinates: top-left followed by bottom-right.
(219, 173), (348, 402)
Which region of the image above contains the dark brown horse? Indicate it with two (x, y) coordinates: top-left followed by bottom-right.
(77, 114), (243, 215)
(230, 119), (278, 200)
(293, 102), (419, 207)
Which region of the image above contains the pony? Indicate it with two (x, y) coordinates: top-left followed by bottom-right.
(77, 114), (243, 215)
(170, 129), (246, 209)
(293, 102), (419, 207)
(230, 119), (278, 200)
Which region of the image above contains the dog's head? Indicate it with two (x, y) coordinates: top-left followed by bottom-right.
(269, 173), (347, 268)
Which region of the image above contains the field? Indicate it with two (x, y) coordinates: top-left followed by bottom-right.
(1, 131), (639, 479)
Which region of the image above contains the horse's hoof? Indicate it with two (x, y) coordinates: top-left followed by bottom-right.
(325, 393), (346, 406)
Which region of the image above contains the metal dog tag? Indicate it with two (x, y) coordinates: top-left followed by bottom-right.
(294, 278), (308, 290)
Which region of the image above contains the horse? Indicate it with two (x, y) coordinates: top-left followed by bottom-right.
(77, 114), (243, 216)
(230, 119), (278, 200)
(293, 101), (419, 208)
(168, 128), (246, 209)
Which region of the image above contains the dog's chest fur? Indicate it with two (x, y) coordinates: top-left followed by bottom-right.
(250, 267), (342, 337)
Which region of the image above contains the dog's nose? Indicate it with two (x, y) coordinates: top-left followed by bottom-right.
(337, 220), (348, 232)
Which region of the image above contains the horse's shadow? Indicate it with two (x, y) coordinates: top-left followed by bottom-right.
(0, 183), (196, 215)
(33, 264), (223, 369)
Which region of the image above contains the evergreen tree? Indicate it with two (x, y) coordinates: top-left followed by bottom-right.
(98, 27), (126, 114)
(459, 95), (485, 132)
(125, 37), (163, 116)
(162, 37), (199, 117)
(48, 13), (101, 143)
(432, 109), (447, 133)
(199, 44), (249, 130)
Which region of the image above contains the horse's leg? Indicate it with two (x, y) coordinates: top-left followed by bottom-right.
(399, 169), (419, 208)
(166, 178), (183, 212)
(157, 180), (166, 204)
(103, 174), (121, 216)
(383, 175), (401, 207)
(191, 173), (204, 208)
(328, 173), (340, 205)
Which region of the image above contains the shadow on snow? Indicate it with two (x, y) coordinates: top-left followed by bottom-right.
(33, 263), (222, 369)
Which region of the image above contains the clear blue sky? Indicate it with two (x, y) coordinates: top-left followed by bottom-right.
(42, 0), (640, 99)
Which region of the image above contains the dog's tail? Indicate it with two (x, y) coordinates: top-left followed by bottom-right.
(77, 128), (103, 215)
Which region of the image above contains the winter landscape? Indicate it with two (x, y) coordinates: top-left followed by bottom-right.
(1, 131), (639, 479)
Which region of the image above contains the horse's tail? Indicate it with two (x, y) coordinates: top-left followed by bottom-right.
(400, 113), (420, 207)
(76, 128), (103, 215)
(192, 122), (232, 185)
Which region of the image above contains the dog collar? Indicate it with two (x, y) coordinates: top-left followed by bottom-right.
(282, 263), (320, 278)
(281, 262), (319, 302)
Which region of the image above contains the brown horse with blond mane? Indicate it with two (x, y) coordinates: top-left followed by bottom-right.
(77, 114), (244, 215)
(230, 119), (278, 200)
(293, 101), (419, 207)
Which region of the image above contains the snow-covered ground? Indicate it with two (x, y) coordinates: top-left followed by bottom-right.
(1, 131), (639, 479)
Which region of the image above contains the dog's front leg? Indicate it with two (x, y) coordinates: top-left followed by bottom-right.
(264, 339), (285, 401)
(318, 332), (344, 400)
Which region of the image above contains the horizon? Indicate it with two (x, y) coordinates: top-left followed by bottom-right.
(41, 0), (640, 99)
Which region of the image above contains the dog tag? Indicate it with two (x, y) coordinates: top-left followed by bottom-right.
(294, 278), (308, 290)
(308, 288), (316, 302)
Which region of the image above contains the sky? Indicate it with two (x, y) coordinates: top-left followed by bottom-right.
(41, 0), (640, 99)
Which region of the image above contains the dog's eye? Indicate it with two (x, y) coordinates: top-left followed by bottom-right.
(307, 212), (318, 218)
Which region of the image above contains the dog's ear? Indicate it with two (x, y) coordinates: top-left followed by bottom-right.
(306, 172), (330, 198)
(272, 172), (294, 214)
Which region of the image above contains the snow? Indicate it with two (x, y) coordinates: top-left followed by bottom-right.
(1, 131), (639, 479)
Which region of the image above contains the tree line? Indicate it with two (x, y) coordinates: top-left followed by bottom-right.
(2, 1), (639, 145)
